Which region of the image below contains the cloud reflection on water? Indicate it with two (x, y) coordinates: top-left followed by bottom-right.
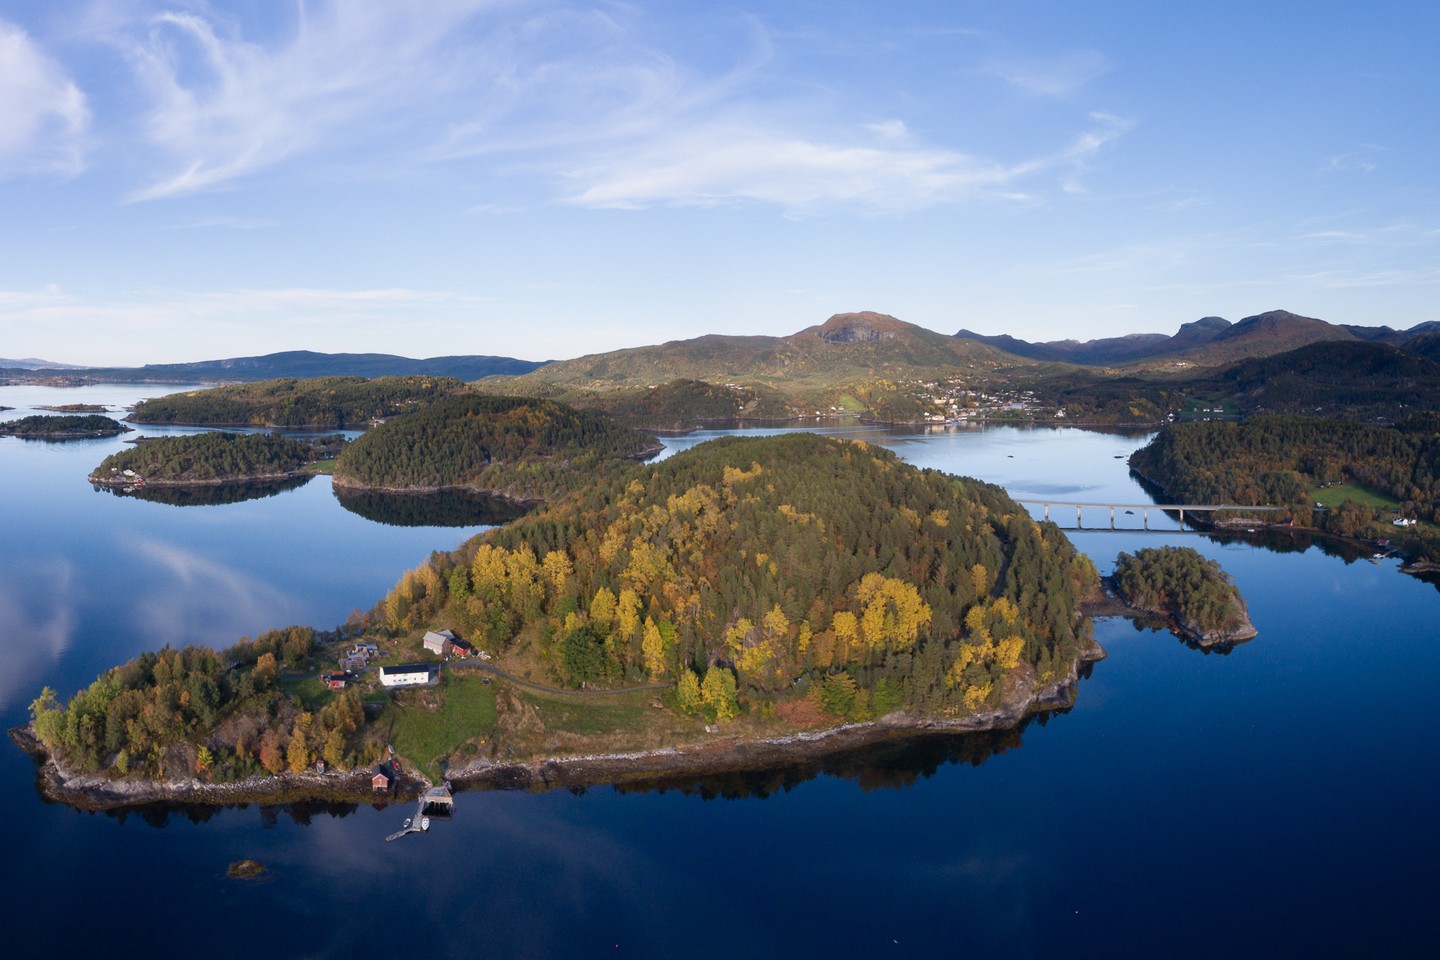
(0, 557), (76, 711)
(127, 537), (304, 647)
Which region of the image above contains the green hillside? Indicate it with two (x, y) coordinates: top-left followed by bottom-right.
(128, 375), (468, 428)
(500, 312), (1030, 394)
(383, 433), (1098, 716)
(331, 394), (661, 500)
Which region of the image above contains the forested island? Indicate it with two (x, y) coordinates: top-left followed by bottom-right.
(1, 414), (131, 439)
(331, 393), (662, 501)
(1110, 546), (1256, 648)
(127, 375), (467, 428)
(89, 432), (342, 486)
(20, 433), (1106, 808)
(1129, 414), (1440, 562)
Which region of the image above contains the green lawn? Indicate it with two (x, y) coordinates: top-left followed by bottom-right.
(1309, 483), (1400, 511)
(279, 675), (336, 710)
(382, 673), (498, 776)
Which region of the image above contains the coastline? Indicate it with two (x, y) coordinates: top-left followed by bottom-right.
(10, 638), (1105, 811)
(1095, 577), (1257, 648)
(88, 469), (318, 488)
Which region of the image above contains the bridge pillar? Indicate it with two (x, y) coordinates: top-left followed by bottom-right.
(1179, 507), (1185, 526)
(1110, 506), (1116, 529)
(1076, 504), (1083, 528)
(1043, 503), (1050, 521)
(1143, 507), (1149, 530)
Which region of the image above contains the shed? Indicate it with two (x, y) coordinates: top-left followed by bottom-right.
(323, 672), (348, 690)
(371, 766), (392, 791)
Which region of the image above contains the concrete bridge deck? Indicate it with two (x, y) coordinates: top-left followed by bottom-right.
(1015, 500), (1283, 530)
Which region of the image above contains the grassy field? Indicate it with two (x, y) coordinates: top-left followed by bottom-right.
(279, 675), (336, 710)
(382, 673), (498, 776)
(518, 689), (653, 737)
(304, 458), (336, 474)
(1310, 483), (1400, 510)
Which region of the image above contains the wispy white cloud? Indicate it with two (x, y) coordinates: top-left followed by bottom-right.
(0, 19), (90, 178)
(119, 0), (509, 200)
(980, 49), (1111, 98)
(563, 111), (1132, 214)
(1320, 145), (1385, 174)
(101, 2), (1130, 215)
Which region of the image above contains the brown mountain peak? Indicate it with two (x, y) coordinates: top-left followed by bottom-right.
(804, 311), (910, 343)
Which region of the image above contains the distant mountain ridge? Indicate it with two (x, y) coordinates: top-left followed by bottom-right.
(5, 350), (549, 382)
(956, 310), (1437, 366)
(0, 357), (87, 370)
(506, 311), (1025, 393)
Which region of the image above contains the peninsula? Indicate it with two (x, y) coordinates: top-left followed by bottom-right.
(21, 433), (1104, 808)
(88, 432), (343, 488)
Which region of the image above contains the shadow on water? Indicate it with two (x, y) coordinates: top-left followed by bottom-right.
(92, 476), (313, 507)
(605, 715), (1063, 801)
(333, 487), (533, 528)
(63, 711), (1074, 821)
(99, 798), (369, 829)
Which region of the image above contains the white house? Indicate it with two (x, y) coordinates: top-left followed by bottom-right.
(423, 629), (457, 656)
(378, 663), (437, 688)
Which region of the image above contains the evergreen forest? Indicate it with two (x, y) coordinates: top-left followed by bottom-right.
(331, 394), (661, 500)
(1, 414), (129, 438)
(127, 376), (467, 427)
(1111, 546), (1250, 636)
(1129, 414), (1440, 558)
(90, 432), (335, 484)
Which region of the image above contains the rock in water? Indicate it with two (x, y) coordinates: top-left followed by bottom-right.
(226, 859), (267, 880)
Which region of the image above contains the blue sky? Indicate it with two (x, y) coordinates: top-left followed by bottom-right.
(2, 1), (1436, 366)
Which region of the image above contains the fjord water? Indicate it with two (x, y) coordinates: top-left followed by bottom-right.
(3, 389), (1436, 958)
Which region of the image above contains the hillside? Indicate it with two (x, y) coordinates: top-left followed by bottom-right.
(957, 310), (1379, 367)
(89, 433), (338, 486)
(331, 394), (661, 500)
(502, 312), (1029, 394)
(570, 379), (800, 428)
(382, 432), (1098, 713)
(1210, 340), (1440, 418)
(127, 376), (469, 428)
(1128, 415), (1440, 560)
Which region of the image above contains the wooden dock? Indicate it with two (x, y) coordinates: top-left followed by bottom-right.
(384, 784), (455, 842)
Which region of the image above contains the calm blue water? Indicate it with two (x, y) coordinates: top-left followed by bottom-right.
(3, 388), (1436, 958)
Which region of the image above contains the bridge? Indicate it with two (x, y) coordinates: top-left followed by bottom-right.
(1014, 500), (1284, 531)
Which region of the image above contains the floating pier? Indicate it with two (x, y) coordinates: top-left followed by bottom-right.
(385, 784), (455, 842)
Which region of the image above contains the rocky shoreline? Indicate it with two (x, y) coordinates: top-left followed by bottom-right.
(87, 469), (318, 488)
(1094, 577), (1256, 649)
(10, 638), (1105, 811)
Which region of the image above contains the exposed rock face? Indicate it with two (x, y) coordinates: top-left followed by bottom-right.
(812, 311), (905, 343)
